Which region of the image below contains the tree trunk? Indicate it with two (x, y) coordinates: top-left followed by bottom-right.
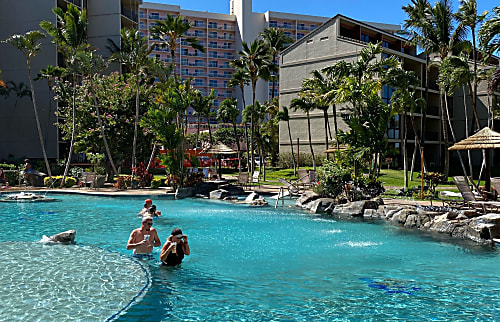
(287, 120), (296, 176)
(61, 73), (77, 188)
(440, 92), (450, 177)
(403, 113), (408, 189)
(233, 122), (241, 174)
(444, 94), (468, 177)
(90, 77), (118, 176)
(131, 73), (140, 182)
(306, 111), (316, 171)
(27, 60), (53, 184)
(250, 82), (256, 175)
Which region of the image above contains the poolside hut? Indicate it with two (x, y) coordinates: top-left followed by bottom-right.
(204, 142), (237, 179)
(448, 127), (500, 192)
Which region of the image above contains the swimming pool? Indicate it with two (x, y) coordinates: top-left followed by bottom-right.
(1, 193), (499, 320)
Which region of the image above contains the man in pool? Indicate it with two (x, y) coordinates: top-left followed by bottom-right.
(160, 227), (190, 266)
(139, 199), (161, 216)
(126, 216), (161, 260)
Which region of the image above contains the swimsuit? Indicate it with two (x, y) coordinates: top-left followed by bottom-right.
(133, 253), (155, 260)
(161, 242), (185, 266)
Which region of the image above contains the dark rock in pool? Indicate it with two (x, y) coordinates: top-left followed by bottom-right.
(49, 230), (76, 244)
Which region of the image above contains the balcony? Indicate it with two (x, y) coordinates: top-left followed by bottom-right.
(121, 7), (138, 22)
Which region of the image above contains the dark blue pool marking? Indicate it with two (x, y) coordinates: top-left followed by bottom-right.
(78, 247), (153, 322)
(360, 277), (422, 295)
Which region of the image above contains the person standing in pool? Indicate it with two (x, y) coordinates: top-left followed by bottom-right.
(160, 228), (190, 266)
(139, 199), (161, 216)
(127, 216), (161, 259)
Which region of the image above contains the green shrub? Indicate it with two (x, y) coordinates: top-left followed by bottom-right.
(151, 178), (162, 189)
(1, 164), (20, 185)
(44, 176), (77, 188)
(277, 152), (325, 168)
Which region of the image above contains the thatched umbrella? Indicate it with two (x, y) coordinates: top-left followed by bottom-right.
(449, 127), (500, 192)
(205, 142), (237, 179)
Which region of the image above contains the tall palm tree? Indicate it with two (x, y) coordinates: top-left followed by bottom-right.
(3, 31), (53, 183)
(150, 14), (205, 79)
(108, 28), (153, 179)
(277, 106), (297, 175)
(479, 6), (500, 61)
(41, 3), (88, 186)
(302, 70), (333, 151)
(217, 98), (242, 173)
(35, 65), (66, 147)
(402, 0), (468, 177)
(259, 27), (293, 100)
(290, 97), (316, 171)
(233, 40), (272, 174)
(455, 0), (487, 131)
(385, 67), (426, 189)
(228, 67), (250, 169)
(200, 89), (216, 145)
(72, 49), (118, 177)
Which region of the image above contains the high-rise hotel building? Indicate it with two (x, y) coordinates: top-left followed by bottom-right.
(138, 0), (328, 126)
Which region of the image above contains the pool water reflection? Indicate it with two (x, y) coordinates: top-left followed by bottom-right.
(1, 194), (499, 321)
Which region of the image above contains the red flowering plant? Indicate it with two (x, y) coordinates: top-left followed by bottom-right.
(131, 162), (152, 188)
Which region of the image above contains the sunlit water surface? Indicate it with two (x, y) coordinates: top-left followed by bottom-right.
(1, 193), (499, 321)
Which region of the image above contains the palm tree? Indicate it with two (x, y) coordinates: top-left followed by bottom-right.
(228, 67), (250, 170)
(108, 28), (153, 180)
(35, 65), (66, 147)
(150, 14), (205, 79)
(233, 40), (272, 174)
(302, 70), (333, 151)
(402, 0), (469, 177)
(455, 0), (487, 131)
(200, 90), (216, 145)
(290, 97), (316, 171)
(479, 6), (500, 61)
(3, 31), (53, 183)
(6, 81), (31, 108)
(277, 106), (297, 175)
(41, 3), (88, 186)
(72, 49), (118, 177)
(217, 98), (242, 173)
(385, 67), (426, 189)
(259, 27), (293, 100)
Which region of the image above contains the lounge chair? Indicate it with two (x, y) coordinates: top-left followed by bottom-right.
(297, 169), (314, 189)
(237, 172), (249, 189)
(453, 176), (500, 213)
(278, 178), (302, 196)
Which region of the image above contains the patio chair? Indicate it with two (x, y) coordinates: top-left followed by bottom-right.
(80, 171), (98, 190)
(251, 171), (260, 189)
(237, 172), (249, 190)
(297, 169), (314, 189)
(278, 178), (302, 196)
(453, 176), (500, 213)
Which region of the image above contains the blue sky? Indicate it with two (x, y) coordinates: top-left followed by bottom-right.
(152, 0), (499, 28)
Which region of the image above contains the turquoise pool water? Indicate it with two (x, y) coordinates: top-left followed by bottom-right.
(1, 193), (500, 321)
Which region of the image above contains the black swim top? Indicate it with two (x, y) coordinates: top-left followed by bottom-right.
(162, 242), (185, 266)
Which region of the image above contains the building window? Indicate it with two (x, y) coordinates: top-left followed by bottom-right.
(195, 69), (204, 76)
(194, 20), (204, 27)
(382, 40), (389, 48)
(224, 80), (229, 87)
(320, 36), (328, 41)
(269, 21), (278, 28)
(213, 99), (219, 107)
(283, 21), (292, 29)
(209, 41), (218, 48)
(149, 12), (159, 19)
(195, 79), (204, 86)
(181, 58), (188, 65)
(181, 68), (189, 76)
(209, 61), (218, 67)
(209, 71), (218, 77)
(285, 32), (292, 37)
(181, 48), (188, 55)
(223, 62), (230, 68)
(298, 23), (306, 30)
(208, 21), (218, 29)
(209, 51), (218, 58)
(195, 60), (203, 66)
(209, 31), (217, 38)
(310, 24), (318, 30)
(195, 30), (204, 37)
(297, 33), (305, 39)
(361, 34), (370, 43)
(209, 80), (218, 87)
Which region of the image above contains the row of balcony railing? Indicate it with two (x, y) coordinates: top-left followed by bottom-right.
(121, 6), (138, 22)
(139, 13), (235, 30)
(268, 23), (318, 31)
(184, 33), (235, 40)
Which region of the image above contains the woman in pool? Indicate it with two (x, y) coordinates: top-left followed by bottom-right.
(160, 227), (190, 266)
